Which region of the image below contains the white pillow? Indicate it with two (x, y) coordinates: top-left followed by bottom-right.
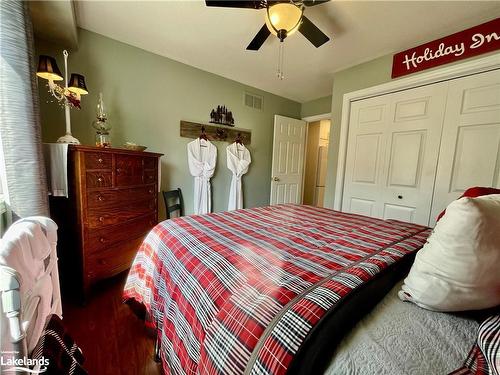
(399, 194), (500, 311)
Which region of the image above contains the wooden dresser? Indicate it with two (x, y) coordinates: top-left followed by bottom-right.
(50, 145), (163, 299)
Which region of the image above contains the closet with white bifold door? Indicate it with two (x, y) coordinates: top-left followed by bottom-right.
(342, 68), (500, 227)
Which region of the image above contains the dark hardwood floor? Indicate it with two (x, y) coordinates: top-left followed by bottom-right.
(62, 272), (162, 375)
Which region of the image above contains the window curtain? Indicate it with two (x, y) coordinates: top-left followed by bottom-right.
(0, 0), (49, 228)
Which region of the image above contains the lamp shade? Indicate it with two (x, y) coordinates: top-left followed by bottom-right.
(36, 55), (63, 81)
(68, 73), (88, 95)
(265, 3), (303, 37)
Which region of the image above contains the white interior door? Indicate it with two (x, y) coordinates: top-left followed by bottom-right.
(342, 94), (390, 218)
(430, 69), (500, 226)
(342, 82), (448, 225)
(380, 83), (448, 225)
(270, 115), (306, 205)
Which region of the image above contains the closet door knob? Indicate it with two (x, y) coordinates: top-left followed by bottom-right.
(398, 195), (403, 199)
(272, 177), (280, 182)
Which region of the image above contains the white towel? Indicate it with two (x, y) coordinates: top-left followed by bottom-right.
(43, 143), (69, 197)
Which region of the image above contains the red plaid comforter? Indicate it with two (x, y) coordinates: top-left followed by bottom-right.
(124, 204), (430, 375)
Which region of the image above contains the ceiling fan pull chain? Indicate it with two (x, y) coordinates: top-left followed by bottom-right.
(277, 42), (285, 80)
(276, 42), (281, 79)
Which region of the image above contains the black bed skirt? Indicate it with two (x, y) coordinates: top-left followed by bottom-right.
(287, 253), (416, 375)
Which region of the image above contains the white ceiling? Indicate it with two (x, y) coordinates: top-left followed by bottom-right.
(75, 1), (500, 103)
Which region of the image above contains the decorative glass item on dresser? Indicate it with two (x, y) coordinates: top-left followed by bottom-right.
(36, 50), (88, 144)
(92, 92), (112, 147)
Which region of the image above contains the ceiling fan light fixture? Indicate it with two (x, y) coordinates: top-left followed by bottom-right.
(265, 3), (303, 39)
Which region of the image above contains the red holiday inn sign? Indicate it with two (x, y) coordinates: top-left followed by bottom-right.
(392, 18), (500, 78)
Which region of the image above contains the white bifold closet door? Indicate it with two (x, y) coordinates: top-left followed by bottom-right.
(429, 69), (500, 226)
(342, 82), (448, 226)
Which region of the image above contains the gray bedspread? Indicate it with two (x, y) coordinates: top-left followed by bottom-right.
(325, 280), (478, 375)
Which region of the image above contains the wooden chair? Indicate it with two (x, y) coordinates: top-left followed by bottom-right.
(162, 188), (184, 219)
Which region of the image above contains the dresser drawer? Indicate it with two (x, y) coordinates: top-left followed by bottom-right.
(85, 152), (112, 170)
(86, 235), (144, 282)
(86, 171), (112, 189)
(87, 198), (157, 228)
(87, 185), (156, 208)
(144, 157), (157, 170)
(144, 170), (157, 184)
(116, 154), (144, 186)
(85, 213), (156, 255)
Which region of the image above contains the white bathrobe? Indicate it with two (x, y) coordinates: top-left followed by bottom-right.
(226, 142), (251, 211)
(187, 138), (217, 215)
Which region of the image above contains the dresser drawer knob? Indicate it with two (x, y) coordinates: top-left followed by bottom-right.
(99, 216), (104, 223)
(98, 158), (103, 163)
(97, 177), (103, 182)
(148, 175), (153, 179)
(99, 237), (105, 243)
(148, 189), (153, 194)
(97, 195), (104, 201)
(116, 168), (121, 173)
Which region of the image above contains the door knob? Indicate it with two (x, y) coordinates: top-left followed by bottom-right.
(272, 177), (280, 182)
(398, 195), (403, 199)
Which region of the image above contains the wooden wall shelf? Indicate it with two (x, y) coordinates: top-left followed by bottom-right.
(180, 120), (252, 145)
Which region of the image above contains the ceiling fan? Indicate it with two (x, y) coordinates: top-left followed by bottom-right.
(205, 0), (331, 51)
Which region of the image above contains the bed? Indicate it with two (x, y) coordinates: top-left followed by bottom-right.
(123, 204), (444, 374)
(326, 279), (479, 374)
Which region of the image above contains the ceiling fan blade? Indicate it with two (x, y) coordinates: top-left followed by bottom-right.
(298, 16), (330, 48)
(302, 0), (330, 6)
(205, 0), (266, 9)
(246, 24), (271, 50)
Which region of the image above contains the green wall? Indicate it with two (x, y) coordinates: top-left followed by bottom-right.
(300, 95), (332, 118)
(323, 55), (393, 208)
(36, 29), (301, 217)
